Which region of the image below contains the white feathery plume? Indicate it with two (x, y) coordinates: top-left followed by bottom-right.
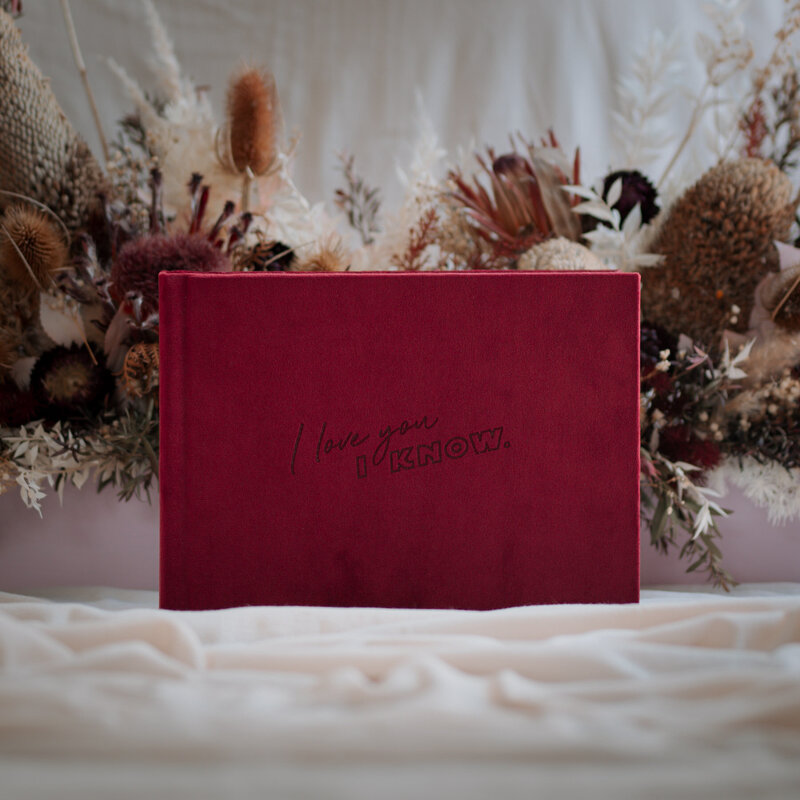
(141, 0), (186, 105)
(611, 30), (682, 170)
(366, 95), (446, 270)
(711, 457), (800, 524)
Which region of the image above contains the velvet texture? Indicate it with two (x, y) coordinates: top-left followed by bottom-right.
(159, 271), (640, 610)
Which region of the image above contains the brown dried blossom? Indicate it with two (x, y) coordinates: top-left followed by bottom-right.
(0, 205), (68, 291)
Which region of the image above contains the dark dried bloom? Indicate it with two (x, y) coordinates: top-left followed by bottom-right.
(602, 170), (660, 225)
(111, 232), (230, 319)
(659, 425), (722, 474)
(0, 376), (36, 427)
(29, 344), (113, 421)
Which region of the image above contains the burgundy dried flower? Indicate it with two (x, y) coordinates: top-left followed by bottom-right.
(111, 232), (230, 319)
(0, 377), (36, 427)
(602, 170), (660, 225)
(659, 425), (722, 473)
(29, 345), (114, 421)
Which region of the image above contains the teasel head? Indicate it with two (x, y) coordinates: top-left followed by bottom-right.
(217, 66), (284, 211)
(0, 204), (68, 291)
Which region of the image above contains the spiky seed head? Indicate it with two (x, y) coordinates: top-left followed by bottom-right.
(226, 66), (282, 176)
(0, 205), (67, 290)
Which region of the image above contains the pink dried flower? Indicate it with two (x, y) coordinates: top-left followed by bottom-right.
(111, 233), (230, 319)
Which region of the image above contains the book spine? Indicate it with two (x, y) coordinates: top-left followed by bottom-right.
(158, 272), (188, 608)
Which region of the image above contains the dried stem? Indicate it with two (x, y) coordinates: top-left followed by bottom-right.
(659, 80), (710, 187)
(60, 0), (110, 164)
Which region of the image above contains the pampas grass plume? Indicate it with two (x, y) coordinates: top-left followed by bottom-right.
(0, 205), (67, 291)
(226, 66), (282, 176)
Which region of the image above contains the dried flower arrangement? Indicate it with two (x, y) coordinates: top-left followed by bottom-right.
(3, 1), (800, 587)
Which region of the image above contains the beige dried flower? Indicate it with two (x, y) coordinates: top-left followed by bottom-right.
(0, 10), (109, 231)
(518, 237), (606, 271)
(295, 235), (349, 273)
(641, 158), (796, 348)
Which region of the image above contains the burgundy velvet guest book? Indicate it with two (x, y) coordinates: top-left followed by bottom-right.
(159, 271), (640, 610)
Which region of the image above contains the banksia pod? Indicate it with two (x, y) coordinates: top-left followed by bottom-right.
(0, 205), (67, 290)
(0, 10), (109, 232)
(641, 158), (796, 348)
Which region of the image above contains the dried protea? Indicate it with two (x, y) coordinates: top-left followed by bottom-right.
(0, 204), (67, 291)
(0, 10), (109, 231)
(449, 137), (581, 264)
(225, 67), (282, 176)
(121, 342), (159, 398)
(29, 344), (113, 421)
(641, 158), (797, 348)
(111, 232), (231, 321)
(517, 237), (606, 271)
(295, 234), (348, 272)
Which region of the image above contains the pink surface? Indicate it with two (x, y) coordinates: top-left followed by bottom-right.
(0, 482), (799, 592)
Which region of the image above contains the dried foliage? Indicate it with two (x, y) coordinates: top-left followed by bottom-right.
(334, 153), (381, 245)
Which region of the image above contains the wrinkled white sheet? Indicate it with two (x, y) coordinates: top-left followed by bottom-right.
(1, 586), (800, 799)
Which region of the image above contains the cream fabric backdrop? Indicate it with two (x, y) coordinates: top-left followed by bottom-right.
(16, 0), (786, 206)
(1, 0), (796, 589)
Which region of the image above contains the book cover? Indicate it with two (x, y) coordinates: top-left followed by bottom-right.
(159, 271), (640, 610)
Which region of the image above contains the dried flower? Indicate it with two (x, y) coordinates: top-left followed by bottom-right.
(233, 239), (295, 272)
(111, 232), (230, 319)
(642, 158), (796, 347)
(449, 139), (581, 263)
(517, 237), (605, 271)
(0, 376), (35, 426)
(29, 344), (113, 421)
(0, 205), (67, 291)
(224, 66), (282, 177)
(121, 342), (158, 398)
(601, 170), (659, 225)
(296, 234), (348, 272)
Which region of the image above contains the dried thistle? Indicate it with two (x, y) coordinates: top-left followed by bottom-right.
(0, 10), (109, 231)
(334, 153), (381, 245)
(296, 234), (348, 272)
(0, 204), (68, 291)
